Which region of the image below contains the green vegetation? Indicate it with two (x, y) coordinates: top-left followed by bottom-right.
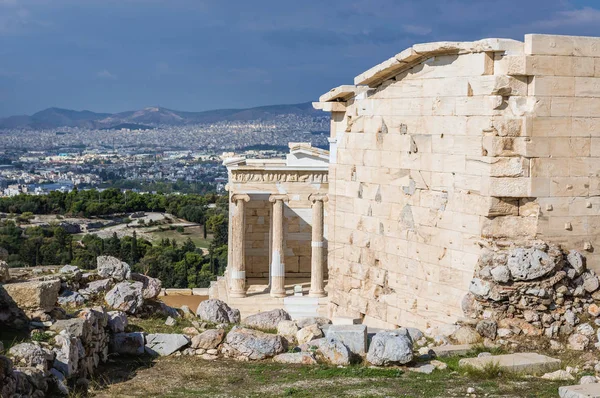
(93, 356), (567, 398)
(0, 191), (229, 289)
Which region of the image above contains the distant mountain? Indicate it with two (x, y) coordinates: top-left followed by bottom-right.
(0, 102), (324, 129)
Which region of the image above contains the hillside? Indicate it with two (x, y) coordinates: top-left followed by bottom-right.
(0, 102), (324, 129)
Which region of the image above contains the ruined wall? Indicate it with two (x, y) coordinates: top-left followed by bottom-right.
(324, 35), (600, 329)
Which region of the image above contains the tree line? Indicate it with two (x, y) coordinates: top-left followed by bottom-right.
(0, 191), (230, 288)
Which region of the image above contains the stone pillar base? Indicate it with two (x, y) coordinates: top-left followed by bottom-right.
(308, 290), (326, 298)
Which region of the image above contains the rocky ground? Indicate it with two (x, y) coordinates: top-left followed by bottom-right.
(2, 241), (600, 397)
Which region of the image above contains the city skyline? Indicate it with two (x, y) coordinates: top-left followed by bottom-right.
(1, 0), (600, 117)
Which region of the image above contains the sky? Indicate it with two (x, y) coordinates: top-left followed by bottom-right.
(1, 0), (600, 117)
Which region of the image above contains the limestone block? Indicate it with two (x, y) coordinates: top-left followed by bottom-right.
(530, 76), (575, 96)
(459, 352), (561, 374)
(355, 56), (408, 87)
(526, 34), (600, 57)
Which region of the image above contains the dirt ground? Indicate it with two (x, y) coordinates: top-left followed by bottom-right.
(158, 295), (207, 310)
(90, 355), (567, 398)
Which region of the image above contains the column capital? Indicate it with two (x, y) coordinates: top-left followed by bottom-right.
(231, 193), (250, 203)
(309, 193), (329, 203)
(269, 194), (289, 203)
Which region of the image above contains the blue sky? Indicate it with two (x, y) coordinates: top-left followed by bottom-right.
(1, 0), (600, 117)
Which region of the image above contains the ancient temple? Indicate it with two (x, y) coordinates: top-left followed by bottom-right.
(215, 34), (600, 329)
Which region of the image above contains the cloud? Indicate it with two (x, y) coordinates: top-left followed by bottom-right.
(533, 7), (600, 29)
(96, 69), (117, 80)
(402, 24), (432, 36)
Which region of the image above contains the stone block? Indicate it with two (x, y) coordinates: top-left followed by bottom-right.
(431, 344), (474, 358)
(458, 353), (561, 374)
(325, 325), (368, 355)
(559, 384), (600, 398)
(3, 279), (61, 311)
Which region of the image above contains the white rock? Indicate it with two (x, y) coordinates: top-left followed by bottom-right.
(145, 333), (190, 356)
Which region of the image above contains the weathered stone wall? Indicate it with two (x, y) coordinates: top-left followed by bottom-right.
(322, 34), (600, 330)
(243, 196), (323, 278)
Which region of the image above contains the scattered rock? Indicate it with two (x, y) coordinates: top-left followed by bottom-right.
(79, 279), (112, 298)
(57, 290), (85, 307)
(576, 323), (595, 337)
(588, 304), (600, 317)
(567, 333), (590, 351)
(104, 282), (144, 314)
(296, 317), (331, 329)
(367, 330), (413, 366)
(97, 256), (131, 281)
(451, 326), (481, 345)
(196, 299), (240, 324)
(317, 338), (351, 365)
(273, 352), (317, 365)
(145, 334), (190, 356)
(277, 320), (299, 344)
(224, 327), (285, 360)
(406, 327), (424, 342)
(130, 273), (162, 299)
(242, 309), (290, 331)
(190, 329), (225, 350)
(296, 324), (323, 345)
(165, 316), (176, 326)
(580, 375), (598, 384)
(410, 364), (435, 374)
(583, 274), (600, 293)
(324, 325), (367, 355)
(541, 369), (575, 381)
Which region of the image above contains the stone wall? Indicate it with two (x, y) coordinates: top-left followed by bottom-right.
(320, 34), (600, 330)
(243, 196), (319, 278)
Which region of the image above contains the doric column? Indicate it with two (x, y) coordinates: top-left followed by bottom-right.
(269, 194), (289, 298)
(230, 194), (250, 298)
(309, 194), (328, 297)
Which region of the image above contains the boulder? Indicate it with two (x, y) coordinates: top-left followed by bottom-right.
(507, 248), (556, 281)
(79, 279), (112, 298)
(8, 343), (54, 370)
(110, 332), (145, 355)
(317, 338), (351, 365)
(242, 309), (290, 331)
(367, 330), (413, 366)
(273, 352), (317, 365)
(324, 325), (367, 355)
(0, 260), (10, 283)
(104, 282), (144, 314)
(190, 329), (225, 350)
(107, 311), (128, 333)
(224, 327), (285, 360)
(130, 273), (162, 299)
(3, 279), (61, 311)
(97, 256), (131, 281)
(145, 333), (190, 356)
(405, 327), (424, 342)
(296, 324), (323, 345)
(196, 299), (240, 324)
(57, 290), (85, 307)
